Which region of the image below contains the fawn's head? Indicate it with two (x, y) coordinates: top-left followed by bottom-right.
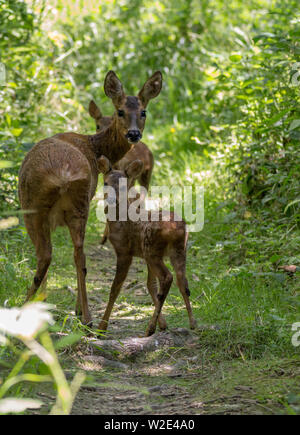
(99, 70), (162, 144)
(98, 155), (143, 206)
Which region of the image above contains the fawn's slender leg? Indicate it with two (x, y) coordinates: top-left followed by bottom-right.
(66, 212), (92, 326)
(147, 265), (167, 330)
(24, 213), (52, 302)
(145, 257), (173, 336)
(170, 253), (197, 330)
(98, 255), (132, 332)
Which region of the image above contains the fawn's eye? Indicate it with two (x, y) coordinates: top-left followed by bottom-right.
(141, 110), (146, 118)
(118, 110), (125, 117)
(96, 125), (100, 130)
(104, 182), (108, 186)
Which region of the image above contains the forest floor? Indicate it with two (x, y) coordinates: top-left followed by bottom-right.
(24, 236), (299, 415)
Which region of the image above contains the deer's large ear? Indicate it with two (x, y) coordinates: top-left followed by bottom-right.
(98, 155), (112, 174)
(125, 160), (144, 179)
(104, 71), (125, 107)
(138, 71), (162, 107)
(89, 100), (102, 120)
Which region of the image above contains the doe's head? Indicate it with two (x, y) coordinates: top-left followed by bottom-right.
(103, 70), (162, 144)
(98, 155), (143, 205)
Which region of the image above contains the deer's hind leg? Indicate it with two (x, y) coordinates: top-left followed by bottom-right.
(147, 265), (167, 331)
(145, 257), (173, 337)
(24, 213), (52, 302)
(65, 208), (92, 326)
(170, 251), (197, 330)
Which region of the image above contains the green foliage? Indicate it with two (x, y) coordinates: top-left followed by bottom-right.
(0, 303), (85, 415)
(216, 5), (300, 220)
(0, 0), (47, 210)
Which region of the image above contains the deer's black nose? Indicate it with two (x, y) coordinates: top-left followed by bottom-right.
(126, 130), (142, 143)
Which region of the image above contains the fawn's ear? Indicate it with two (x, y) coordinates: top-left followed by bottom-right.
(98, 155), (112, 174)
(125, 160), (144, 179)
(104, 71), (125, 107)
(89, 100), (102, 120)
(138, 71), (162, 107)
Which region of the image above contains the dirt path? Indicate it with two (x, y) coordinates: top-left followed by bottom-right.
(71, 243), (203, 415)
(49, 242), (290, 416)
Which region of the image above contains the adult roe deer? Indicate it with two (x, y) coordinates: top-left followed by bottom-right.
(97, 155), (197, 336)
(19, 70), (163, 326)
(89, 99), (154, 244)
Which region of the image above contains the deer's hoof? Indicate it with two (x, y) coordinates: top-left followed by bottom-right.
(145, 324), (156, 337)
(100, 236), (107, 245)
(190, 319), (198, 330)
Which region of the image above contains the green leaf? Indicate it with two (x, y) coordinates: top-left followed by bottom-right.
(288, 119), (300, 131)
(229, 54), (242, 62)
(284, 199), (300, 214)
(253, 33), (276, 43)
(265, 109), (291, 126)
(54, 333), (83, 350)
(11, 128), (23, 137)
(270, 254), (281, 263)
(0, 161), (13, 169)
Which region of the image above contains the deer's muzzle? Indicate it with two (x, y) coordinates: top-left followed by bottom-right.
(126, 130), (142, 143)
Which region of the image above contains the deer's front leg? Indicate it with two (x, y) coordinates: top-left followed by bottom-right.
(98, 255), (132, 332)
(66, 212), (92, 327)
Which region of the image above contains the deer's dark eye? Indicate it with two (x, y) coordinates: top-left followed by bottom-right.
(141, 110), (146, 118)
(96, 125), (100, 130)
(118, 110), (125, 117)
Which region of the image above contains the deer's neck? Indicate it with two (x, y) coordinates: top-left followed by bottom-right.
(89, 118), (131, 165)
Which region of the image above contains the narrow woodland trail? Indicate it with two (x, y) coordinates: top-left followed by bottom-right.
(37, 242), (294, 416)
(71, 243), (204, 415)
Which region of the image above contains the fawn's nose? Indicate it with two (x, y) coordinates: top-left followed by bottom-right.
(126, 130), (142, 143)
